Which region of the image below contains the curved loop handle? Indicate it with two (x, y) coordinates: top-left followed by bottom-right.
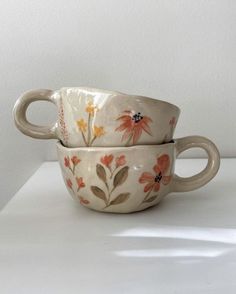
(13, 89), (58, 139)
(172, 136), (220, 192)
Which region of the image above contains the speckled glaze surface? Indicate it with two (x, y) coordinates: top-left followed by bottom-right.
(57, 136), (220, 213)
(13, 87), (180, 147)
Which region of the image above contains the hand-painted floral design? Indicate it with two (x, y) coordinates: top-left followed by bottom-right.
(163, 116), (177, 142)
(101, 154), (114, 173)
(115, 110), (152, 145)
(71, 156), (81, 166)
(90, 154), (130, 208)
(79, 196), (90, 205)
(76, 176), (85, 190)
(66, 178), (73, 190)
(139, 154), (172, 204)
(58, 98), (69, 145)
(64, 156), (89, 205)
(115, 155), (126, 168)
(76, 101), (105, 146)
(64, 155), (81, 175)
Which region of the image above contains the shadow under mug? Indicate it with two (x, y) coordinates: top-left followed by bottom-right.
(57, 135), (220, 213)
(13, 87), (180, 147)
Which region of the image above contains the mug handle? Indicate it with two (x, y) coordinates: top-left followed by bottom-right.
(13, 89), (58, 139)
(171, 136), (220, 192)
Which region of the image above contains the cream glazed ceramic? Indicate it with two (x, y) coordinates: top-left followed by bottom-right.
(13, 87), (180, 147)
(57, 136), (220, 213)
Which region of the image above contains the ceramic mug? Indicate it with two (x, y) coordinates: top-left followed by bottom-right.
(13, 87), (180, 147)
(57, 136), (220, 213)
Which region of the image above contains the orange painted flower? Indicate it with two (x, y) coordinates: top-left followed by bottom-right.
(79, 196), (90, 205)
(77, 119), (87, 132)
(66, 178), (73, 189)
(115, 155), (126, 167)
(116, 110), (152, 144)
(93, 126), (105, 138)
(64, 156), (70, 168)
(71, 156), (81, 166)
(76, 177), (85, 189)
(139, 154), (171, 192)
(85, 101), (97, 116)
(101, 154), (114, 167)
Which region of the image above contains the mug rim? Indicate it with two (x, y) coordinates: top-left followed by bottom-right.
(56, 140), (175, 152)
(59, 87), (181, 113)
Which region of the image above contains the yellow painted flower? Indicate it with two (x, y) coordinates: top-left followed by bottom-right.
(77, 119), (87, 132)
(93, 126), (105, 137)
(85, 101), (98, 116)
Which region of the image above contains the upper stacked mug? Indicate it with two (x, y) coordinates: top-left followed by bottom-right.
(14, 87), (180, 147)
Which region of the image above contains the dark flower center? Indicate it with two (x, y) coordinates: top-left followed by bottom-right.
(155, 172), (162, 183)
(132, 112), (143, 123)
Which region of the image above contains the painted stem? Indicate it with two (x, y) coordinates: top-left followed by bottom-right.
(138, 188), (154, 206)
(68, 166), (74, 175)
(81, 131), (88, 146)
(125, 133), (133, 146)
(87, 113), (91, 146)
(90, 135), (97, 146)
(72, 164), (76, 175)
(110, 166), (118, 179)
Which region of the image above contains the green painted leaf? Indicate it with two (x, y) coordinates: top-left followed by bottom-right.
(96, 164), (107, 183)
(144, 195), (158, 203)
(90, 186), (107, 202)
(113, 166), (129, 188)
(110, 193), (130, 205)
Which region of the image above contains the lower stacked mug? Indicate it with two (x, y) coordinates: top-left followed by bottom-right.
(57, 136), (220, 213)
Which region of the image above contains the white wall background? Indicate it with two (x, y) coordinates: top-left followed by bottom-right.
(0, 0), (235, 208)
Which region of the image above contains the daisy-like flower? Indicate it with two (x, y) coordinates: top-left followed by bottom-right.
(93, 126), (105, 138)
(100, 154), (114, 168)
(115, 155), (126, 167)
(85, 101), (97, 116)
(66, 178), (73, 190)
(139, 154), (171, 192)
(77, 119), (87, 133)
(115, 110), (152, 145)
(71, 156), (81, 166)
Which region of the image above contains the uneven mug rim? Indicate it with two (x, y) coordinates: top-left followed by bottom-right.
(59, 86), (181, 113)
(56, 139), (176, 152)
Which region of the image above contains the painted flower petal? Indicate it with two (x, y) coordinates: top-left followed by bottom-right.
(121, 128), (133, 142)
(153, 164), (161, 174)
(101, 154), (114, 167)
(144, 182), (155, 192)
(64, 156), (70, 167)
(142, 123), (152, 136)
(143, 116), (153, 123)
(116, 155), (126, 167)
(157, 154), (170, 174)
(115, 119), (133, 132)
(71, 156), (81, 166)
(79, 196), (90, 205)
(139, 172), (154, 183)
(153, 182), (160, 192)
(132, 126), (143, 144)
(116, 115), (132, 122)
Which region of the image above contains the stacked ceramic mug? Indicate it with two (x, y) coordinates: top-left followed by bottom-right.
(14, 88), (220, 213)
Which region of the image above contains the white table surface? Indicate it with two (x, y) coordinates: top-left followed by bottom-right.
(0, 159), (236, 294)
